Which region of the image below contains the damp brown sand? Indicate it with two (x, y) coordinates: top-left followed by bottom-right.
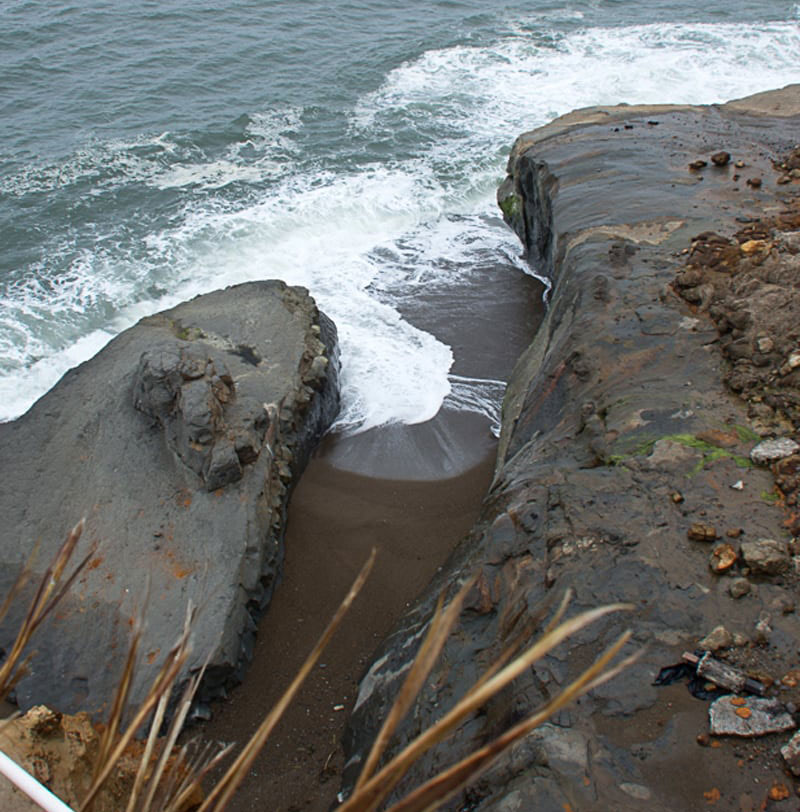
(200, 410), (498, 812)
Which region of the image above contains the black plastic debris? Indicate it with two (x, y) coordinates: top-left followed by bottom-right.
(653, 651), (767, 700)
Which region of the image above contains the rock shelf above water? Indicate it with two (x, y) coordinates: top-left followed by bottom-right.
(343, 85), (800, 811)
(0, 280), (339, 716)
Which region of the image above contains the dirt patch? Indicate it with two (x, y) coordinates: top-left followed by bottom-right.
(673, 158), (800, 517)
(0, 705), (201, 812)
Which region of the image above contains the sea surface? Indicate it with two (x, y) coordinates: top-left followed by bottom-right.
(1, 0), (798, 432)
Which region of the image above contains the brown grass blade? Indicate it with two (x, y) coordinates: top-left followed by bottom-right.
(125, 688), (169, 812)
(139, 657), (210, 812)
(93, 614), (143, 787)
(355, 576), (476, 791)
(382, 631), (636, 812)
(164, 740), (234, 812)
(469, 589), (572, 697)
(0, 520), (90, 700)
(197, 547), (376, 812)
(339, 602), (631, 812)
(80, 611), (195, 812)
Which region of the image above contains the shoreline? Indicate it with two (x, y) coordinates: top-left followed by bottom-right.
(200, 411), (499, 812)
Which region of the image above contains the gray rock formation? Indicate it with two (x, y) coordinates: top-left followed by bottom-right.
(343, 86), (800, 810)
(0, 280), (339, 716)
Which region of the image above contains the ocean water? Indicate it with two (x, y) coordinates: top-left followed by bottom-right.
(1, 0), (798, 432)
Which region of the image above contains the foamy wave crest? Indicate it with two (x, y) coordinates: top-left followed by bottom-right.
(355, 17), (800, 145)
(445, 375), (507, 438)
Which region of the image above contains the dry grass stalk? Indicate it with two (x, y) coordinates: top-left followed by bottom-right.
(339, 599), (633, 812)
(381, 633), (639, 812)
(0, 519), (92, 701)
(355, 576), (477, 791)
(2, 526), (634, 812)
(79, 606), (197, 812)
(195, 547), (376, 812)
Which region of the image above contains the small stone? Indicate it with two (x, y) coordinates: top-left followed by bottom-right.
(710, 544), (738, 573)
(788, 350), (800, 370)
(769, 784), (791, 801)
(689, 159), (708, 170)
(740, 239), (769, 255)
(754, 615), (772, 645)
(729, 578), (751, 599)
(697, 732), (711, 746)
(741, 538), (790, 575)
(746, 177), (762, 188)
(688, 523), (718, 542)
(711, 151), (731, 166)
(778, 174), (792, 185)
(750, 438), (800, 465)
(733, 632), (750, 647)
(619, 783), (652, 801)
(709, 695), (795, 737)
(699, 625), (733, 652)
(756, 336), (774, 353)
(734, 160), (746, 168)
(671, 491), (684, 503)
(730, 480), (744, 490)
(727, 527), (742, 538)
(770, 593), (795, 614)
(782, 670), (800, 688)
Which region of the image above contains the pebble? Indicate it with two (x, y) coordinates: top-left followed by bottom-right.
(711, 151), (731, 166)
(710, 544), (737, 573)
(741, 538), (790, 575)
(699, 625), (733, 652)
(732, 632), (750, 647)
(746, 177), (762, 188)
(689, 159), (707, 170)
(709, 695), (795, 737)
(688, 523), (718, 542)
(782, 731), (800, 776)
(750, 437), (800, 465)
(754, 614), (772, 645)
(729, 578), (751, 599)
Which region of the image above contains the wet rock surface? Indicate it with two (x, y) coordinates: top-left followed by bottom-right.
(343, 86), (800, 811)
(0, 280), (339, 716)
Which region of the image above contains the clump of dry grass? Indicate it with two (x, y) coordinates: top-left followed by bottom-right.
(1, 528), (635, 812)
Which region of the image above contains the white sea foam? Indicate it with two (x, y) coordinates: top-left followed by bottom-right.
(2, 14), (799, 429)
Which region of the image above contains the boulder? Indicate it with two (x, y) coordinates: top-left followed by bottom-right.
(0, 280), (339, 716)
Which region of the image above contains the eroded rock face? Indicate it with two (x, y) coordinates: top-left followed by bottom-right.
(343, 86), (800, 811)
(0, 280), (339, 716)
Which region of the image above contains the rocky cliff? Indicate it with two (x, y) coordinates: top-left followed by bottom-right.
(0, 280), (339, 716)
(343, 86), (800, 810)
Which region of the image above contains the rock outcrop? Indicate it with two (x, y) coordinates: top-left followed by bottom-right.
(343, 86), (800, 810)
(0, 280), (339, 716)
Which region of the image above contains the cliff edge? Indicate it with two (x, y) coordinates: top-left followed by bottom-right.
(344, 85), (800, 810)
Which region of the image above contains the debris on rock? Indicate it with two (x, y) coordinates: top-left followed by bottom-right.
(783, 732), (800, 776)
(688, 523), (718, 542)
(754, 612), (773, 645)
(729, 577), (751, 599)
(750, 438), (800, 465)
(710, 543), (738, 573)
(709, 695), (795, 737)
(698, 626), (733, 652)
(682, 652), (766, 695)
(741, 538), (790, 575)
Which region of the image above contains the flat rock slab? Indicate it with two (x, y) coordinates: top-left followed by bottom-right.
(710, 695), (795, 737)
(0, 280), (339, 716)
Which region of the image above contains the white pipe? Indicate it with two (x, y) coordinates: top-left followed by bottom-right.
(0, 749), (76, 812)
